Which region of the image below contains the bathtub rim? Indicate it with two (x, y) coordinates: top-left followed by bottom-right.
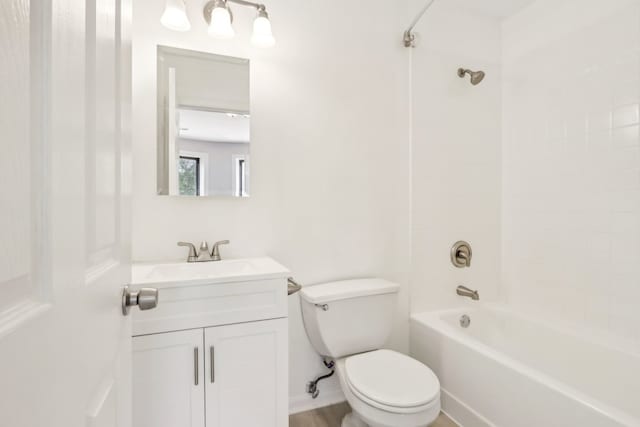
(410, 304), (638, 427)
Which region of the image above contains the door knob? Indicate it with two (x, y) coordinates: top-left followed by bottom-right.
(122, 286), (159, 316)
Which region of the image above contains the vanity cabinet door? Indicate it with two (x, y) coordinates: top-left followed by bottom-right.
(205, 318), (288, 427)
(133, 329), (205, 427)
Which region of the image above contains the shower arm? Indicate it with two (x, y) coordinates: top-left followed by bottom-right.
(404, 0), (437, 47)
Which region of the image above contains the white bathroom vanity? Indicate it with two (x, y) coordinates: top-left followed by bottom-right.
(130, 258), (290, 427)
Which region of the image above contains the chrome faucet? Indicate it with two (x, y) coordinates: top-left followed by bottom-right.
(177, 240), (230, 262)
(456, 285), (479, 301)
(197, 241), (212, 262)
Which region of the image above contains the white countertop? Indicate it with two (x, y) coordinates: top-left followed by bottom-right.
(131, 257), (290, 287)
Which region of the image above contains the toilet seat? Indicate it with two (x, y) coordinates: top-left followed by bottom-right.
(344, 349), (440, 414)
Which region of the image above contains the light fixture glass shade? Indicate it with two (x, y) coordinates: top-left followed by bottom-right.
(160, 0), (191, 32)
(208, 6), (235, 39)
(251, 15), (275, 47)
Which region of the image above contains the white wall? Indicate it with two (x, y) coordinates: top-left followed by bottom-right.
(409, 1), (502, 315)
(502, 0), (640, 350)
(132, 0), (411, 413)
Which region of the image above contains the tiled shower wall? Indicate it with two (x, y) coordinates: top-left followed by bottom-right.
(502, 0), (640, 348)
(410, 1), (502, 314)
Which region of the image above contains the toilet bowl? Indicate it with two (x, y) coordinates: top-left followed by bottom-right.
(337, 349), (440, 427)
(299, 278), (441, 427)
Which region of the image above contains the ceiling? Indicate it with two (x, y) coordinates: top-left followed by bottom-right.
(178, 109), (250, 144)
(446, 0), (537, 18)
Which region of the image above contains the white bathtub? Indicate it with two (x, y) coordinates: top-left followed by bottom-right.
(410, 305), (640, 427)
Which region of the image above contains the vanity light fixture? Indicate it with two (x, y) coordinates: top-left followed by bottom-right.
(162, 0), (275, 47)
(250, 5), (275, 47)
(204, 0), (275, 47)
(206, 0), (235, 39)
(160, 0), (191, 32)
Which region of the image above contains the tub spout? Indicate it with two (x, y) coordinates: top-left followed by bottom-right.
(456, 285), (479, 301)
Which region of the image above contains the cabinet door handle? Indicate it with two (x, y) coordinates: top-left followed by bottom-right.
(210, 346), (215, 383)
(194, 347), (199, 386)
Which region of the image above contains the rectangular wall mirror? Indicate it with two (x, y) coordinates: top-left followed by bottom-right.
(157, 46), (250, 197)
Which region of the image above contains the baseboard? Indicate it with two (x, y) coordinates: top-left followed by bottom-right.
(441, 388), (495, 427)
(288, 386), (491, 425)
(289, 388), (346, 415)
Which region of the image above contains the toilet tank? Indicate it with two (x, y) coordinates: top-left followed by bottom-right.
(299, 278), (400, 359)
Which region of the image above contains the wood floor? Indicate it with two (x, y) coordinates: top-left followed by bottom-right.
(289, 402), (458, 427)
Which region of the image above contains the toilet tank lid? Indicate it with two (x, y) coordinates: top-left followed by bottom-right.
(300, 278), (399, 304)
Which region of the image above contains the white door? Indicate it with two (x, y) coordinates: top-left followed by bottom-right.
(132, 330), (205, 427)
(205, 319), (288, 427)
(0, 0), (133, 426)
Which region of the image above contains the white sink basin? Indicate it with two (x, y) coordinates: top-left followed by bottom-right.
(131, 257), (290, 286)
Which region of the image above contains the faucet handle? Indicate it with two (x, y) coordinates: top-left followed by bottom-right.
(451, 241), (472, 268)
(458, 247), (471, 267)
(210, 240), (230, 261)
(177, 242), (198, 262)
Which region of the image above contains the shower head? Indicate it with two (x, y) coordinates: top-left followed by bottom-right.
(457, 68), (485, 85)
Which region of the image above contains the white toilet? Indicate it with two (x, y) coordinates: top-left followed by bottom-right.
(300, 278), (441, 427)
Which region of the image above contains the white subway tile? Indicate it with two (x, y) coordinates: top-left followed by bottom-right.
(503, 0), (640, 343)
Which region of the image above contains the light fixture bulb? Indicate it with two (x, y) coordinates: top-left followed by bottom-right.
(160, 0), (191, 32)
(208, 2), (235, 39)
(251, 8), (275, 47)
